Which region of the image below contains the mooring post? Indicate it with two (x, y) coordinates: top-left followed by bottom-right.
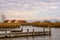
(27, 29), (29, 35)
(10, 32), (12, 40)
(49, 26), (51, 36)
(21, 28), (23, 32)
(43, 27), (45, 35)
(27, 29), (29, 32)
(33, 29), (34, 32)
(32, 29), (34, 35)
(5, 30), (7, 37)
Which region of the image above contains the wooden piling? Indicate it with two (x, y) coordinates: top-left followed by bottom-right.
(21, 28), (23, 32)
(49, 26), (51, 36)
(43, 27), (45, 35)
(27, 29), (29, 32)
(5, 30), (7, 37)
(27, 29), (29, 36)
(32, 29), (34, 36)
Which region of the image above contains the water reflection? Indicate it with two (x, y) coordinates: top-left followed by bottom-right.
(0, 36), (52, 40)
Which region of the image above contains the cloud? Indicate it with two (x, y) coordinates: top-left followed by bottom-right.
(0, 0), (60, 20)
(4, 10), (37, 20)
(45, 6), (58, 9)
(3, 9), (60, 20)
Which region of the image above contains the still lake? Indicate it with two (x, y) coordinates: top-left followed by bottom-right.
(0, 26), (60, 40)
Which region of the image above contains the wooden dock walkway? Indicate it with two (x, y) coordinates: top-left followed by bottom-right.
(0, 31), (51, 38)
(0, 26), (51, 38)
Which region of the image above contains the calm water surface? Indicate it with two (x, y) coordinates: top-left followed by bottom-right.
(0, 26), (60, 40)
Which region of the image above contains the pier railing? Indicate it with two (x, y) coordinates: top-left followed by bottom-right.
(0, 26), (51, 37)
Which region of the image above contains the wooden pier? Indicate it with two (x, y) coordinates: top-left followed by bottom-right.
(0, 27), (51, 38)
(0, 31), (51, 38)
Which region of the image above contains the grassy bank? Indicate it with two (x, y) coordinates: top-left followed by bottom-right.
(0, 23), (21, 28)
(31, 22), (60, 28)
(0, 21), (60, 28)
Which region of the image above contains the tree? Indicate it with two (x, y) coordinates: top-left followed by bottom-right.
(0, 14), (6, 22)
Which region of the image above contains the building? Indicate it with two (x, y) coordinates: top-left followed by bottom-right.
(3, 20), (10, 23)
(3, 20), (26, 23)
(15, 20), (26, 23)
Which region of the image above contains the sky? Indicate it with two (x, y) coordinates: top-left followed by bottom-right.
(0, 0), (60, 21)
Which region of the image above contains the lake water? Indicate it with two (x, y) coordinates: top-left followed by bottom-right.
(0, 26), (60, 40)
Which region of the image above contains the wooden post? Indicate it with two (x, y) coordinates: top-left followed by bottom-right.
(32, 29), (34, 35)
(5, 30), (7, 37)
(21, 28), (23, 32)
(33, 29), (34, 32)
(27, 29), (29, 32)
(10, 32), (12, 40)
(49, 26), (51, 36)
(27, 29), (29, 35)
(43, 27), (45, 35)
